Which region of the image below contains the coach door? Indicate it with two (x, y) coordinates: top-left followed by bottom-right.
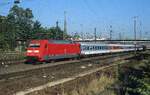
(43, 44), (48, 57)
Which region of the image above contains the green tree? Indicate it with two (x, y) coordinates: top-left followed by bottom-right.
(32, 20), (42, 39)
(4, 5), (34, 50)
(0, 15), (10, 50)
(73, 32), (80, 39)
(7, 5), (33, 41)
(0, 5), (70, 51)
(36, 26), (64, 40)
(119, 60), (150, 95)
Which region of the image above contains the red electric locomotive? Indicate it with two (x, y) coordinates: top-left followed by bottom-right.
(26, 40), (80, 63)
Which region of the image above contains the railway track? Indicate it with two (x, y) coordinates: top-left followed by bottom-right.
(0, 52), (139, 95)
(0, 52), (132, 76)
(15, 60), (130, 95)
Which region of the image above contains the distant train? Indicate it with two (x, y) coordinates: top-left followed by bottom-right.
(26, 40), (144, 63)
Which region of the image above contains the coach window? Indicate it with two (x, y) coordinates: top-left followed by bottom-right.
(86, 46), (89, 50)
(81, 46), (83, 50)
(89, 46), (92, 50)
(89, 46), (91, 50)
(98, 46), (100, 50)
(93, 46), (95, 50)
(84, 46), (86, 50)
(96, 46), (98, 50)
(85, 46), (87, 50)
(104, 46), (106, 50)
(103, 46), (105, 50)
(86, 46), (88, 50)
(81, 46), (85, 50)
(104, 46), (105, 50)
(106, 46), (108, 49)
(109, 46), (111, 49)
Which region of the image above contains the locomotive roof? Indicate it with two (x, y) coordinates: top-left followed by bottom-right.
(48, 40), (74, 44)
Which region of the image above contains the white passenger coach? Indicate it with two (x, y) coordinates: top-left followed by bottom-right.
(80, 43), (143, 55)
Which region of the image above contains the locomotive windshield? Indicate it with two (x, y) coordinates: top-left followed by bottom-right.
(29, 43), (40, 48)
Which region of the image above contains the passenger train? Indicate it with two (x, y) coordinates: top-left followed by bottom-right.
(26, 40), (144, 63)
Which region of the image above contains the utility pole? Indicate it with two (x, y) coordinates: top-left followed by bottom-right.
(56, 21), (59, 40)
(56, 21), (59, 28)
(64, 11), (67, 40)
(94, 28), (96, 42)
(133, 16), (138, 56)
(80, 24), (83, 40)
(119, 32), (122, 40)
(110, 25), (112, 40)
(140, 21), (142, 40)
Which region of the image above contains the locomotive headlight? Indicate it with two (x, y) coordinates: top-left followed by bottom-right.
(27, 50), (32, 53)
(34, 50), (39, 53)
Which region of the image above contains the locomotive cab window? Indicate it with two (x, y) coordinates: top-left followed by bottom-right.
(29, 43), (40, 48)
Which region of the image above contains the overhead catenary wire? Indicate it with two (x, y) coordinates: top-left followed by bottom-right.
(83, 0), (99, 17)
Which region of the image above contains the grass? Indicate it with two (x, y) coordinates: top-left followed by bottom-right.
(27, 73), (116, 95)
(61, 74), (115, 95)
